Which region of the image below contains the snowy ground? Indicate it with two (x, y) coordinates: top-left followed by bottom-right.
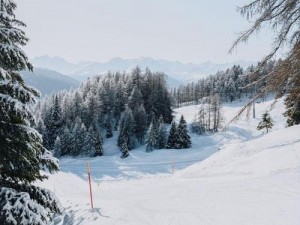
(38, 96), (300, 225)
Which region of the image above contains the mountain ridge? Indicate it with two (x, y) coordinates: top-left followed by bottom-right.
(21, 68), (80, 96)
(32, 56), (255, 87)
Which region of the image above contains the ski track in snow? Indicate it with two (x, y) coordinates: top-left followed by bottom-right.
(37, 96), (300, 225)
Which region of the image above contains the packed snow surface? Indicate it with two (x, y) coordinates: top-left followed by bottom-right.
(37, 96), (300, 225)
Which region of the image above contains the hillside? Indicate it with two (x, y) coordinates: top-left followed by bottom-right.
(37, 96), (300, 225)
(21, 68), (80, 96)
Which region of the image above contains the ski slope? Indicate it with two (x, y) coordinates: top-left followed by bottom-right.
(37, 96), (300, 225)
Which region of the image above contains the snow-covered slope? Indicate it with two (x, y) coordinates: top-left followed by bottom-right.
(38, 96), (300, 225)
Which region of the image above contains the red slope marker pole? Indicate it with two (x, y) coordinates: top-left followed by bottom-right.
(87, 161), (94, 209)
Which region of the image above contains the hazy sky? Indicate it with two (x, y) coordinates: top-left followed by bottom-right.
(15, 0), (276, 64)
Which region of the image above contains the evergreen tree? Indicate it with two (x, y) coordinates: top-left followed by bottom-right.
(78, 123), (87, 154)
(128, 86), (143, 110)
(166, 121), (179, 149)
(118, 106), (135, 151)
(89, 125), (103, 157)
(177, 115), (192, 148)
(284, 90), (300, 126)
(145, 122), (157, 152)
(133, 104), (147, 144)
(46, 95), (62, 148)
(53, 136), (61, 157)
(36, 118), (50, 149)
(105, 113), (113, 138)
(82, 128), (92, 155)
(71, 117), (82, 156)
(257, 111), (273, 133)
(120, 142), (129, 158)
(0, 1), (60, 223)
(157, 115), (167, 149)
(60, 127), (72, 156)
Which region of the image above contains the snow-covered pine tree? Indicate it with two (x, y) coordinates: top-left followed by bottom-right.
(36, 118), (50, 148)
(284, 72), (300, 126)
(157, 115), (166, 149)
(257, 111), (273, 133)
(53, 136), (61, 157)
(45, 95), (62, 149)
(88, 124), (104, 157)
(71, 117), (82, 156)
(78, 123), (87, 154)
(177, 115), (192, 149)
(105, 113), (113, 138)
(134, 104), (147, 144)
(61, 126), (75, 156)
(128, 85), (143, 110)
(0, 1), (61, 224)
(120, 141), (129, 158)
(118, 106), (135, 151)
(145, 122), (157, 152)
(166, 121), (179, 149)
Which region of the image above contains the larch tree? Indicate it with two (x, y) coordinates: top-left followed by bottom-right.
(0, 0), (61, 224)
(229, 0), (300, 126)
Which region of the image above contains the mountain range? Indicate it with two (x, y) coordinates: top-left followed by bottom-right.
(21, 68), (80, 96)
(32, 56), (255, 87)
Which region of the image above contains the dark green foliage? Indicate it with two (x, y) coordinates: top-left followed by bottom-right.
(43, 95), (63, 149)
(177, 115), (192, 148)
(166, 117), (191, 149)
(120, 142), (129, 158)
(0, 0), (59, 185)
(157, 115), (167, 149)
(133, 105), (147, 144)
(105, 113), (113, 138)
(60, 127), (73, 156)
(166, 121), (179, 149)
(88, 125), (103, 157)
(0, 1), (60, 223)
(257, 111), (273, 133)
(118, 107), (135, 151)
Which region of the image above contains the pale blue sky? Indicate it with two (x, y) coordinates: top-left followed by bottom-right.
(15, 0), (276, 64)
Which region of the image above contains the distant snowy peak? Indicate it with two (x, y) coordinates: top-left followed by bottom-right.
(32, 55), (255, 87)
(33, 55), (78, 75)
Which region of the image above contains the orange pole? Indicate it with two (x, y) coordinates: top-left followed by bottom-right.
(87, 161), (94, 209)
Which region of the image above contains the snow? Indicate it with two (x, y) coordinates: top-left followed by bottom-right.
(37, 96), (300, 225)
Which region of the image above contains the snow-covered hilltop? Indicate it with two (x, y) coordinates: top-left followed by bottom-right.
(38, 96), (300, 225)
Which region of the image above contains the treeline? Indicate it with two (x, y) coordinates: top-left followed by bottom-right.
(35, 67), (174, 158)
(171, 62), (276, 107)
